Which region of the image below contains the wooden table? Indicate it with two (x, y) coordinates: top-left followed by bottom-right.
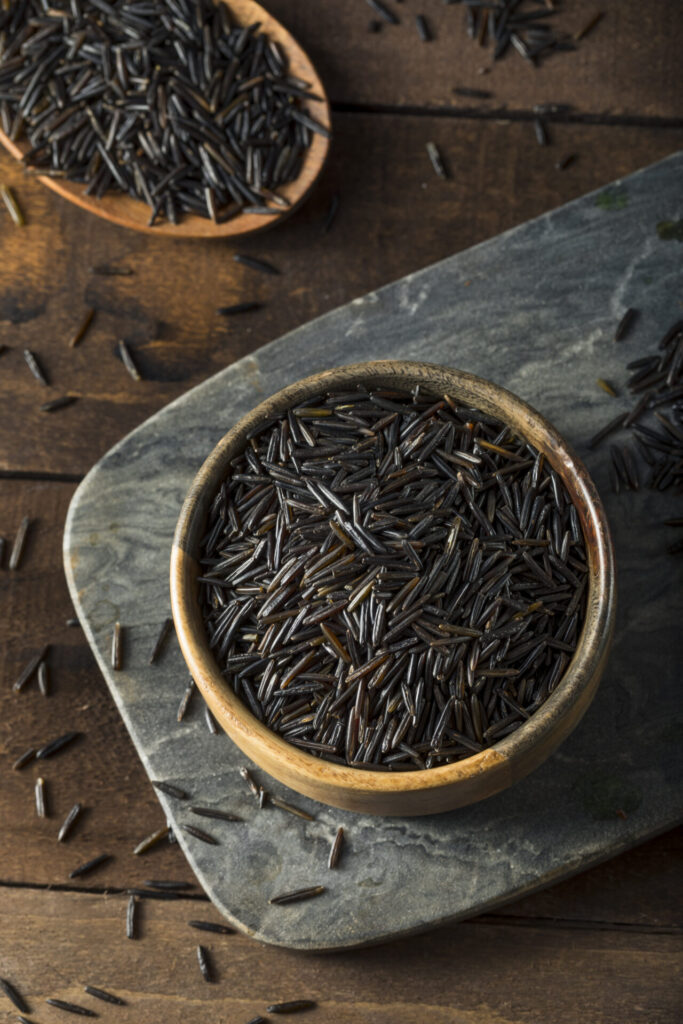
(1, 3), (681, 1021)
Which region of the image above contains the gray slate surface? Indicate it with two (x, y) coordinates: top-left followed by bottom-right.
(64, 152), (683, 950)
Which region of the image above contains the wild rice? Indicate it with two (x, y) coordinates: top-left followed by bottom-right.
(23, 349), (48, 386)
(126, 895), (138, 939)
(196, 945), (213, 983)
(266, 1000), (318, 1013)
(0, 976), (30, 1013)
(58, 803), (83, 842)
(0, 184), (25, 226)
(36, 731), (81, 759)
(111, 622), (123, 670)
(41, 396), (78, 413)
(84, 986), (126, 1006)
(268, 885), (326, 905)
(199, 388), (589, 770)
(181, 824), (219, 845)
(328, 827), (344, 869)
(68, 853), (112, 879)
(12, 747), (37, 771)
(149, 617), (173, 664)
(35, 777), (47, 817)
(1, 2), (320, 223)
(45, 997), (98, 1017)
(152, 780), (188, 799)
(188, 920), (236, 935)
(133, 825), (170, 855)
(69, 309), (96, 348)
(13, 644), (48, 691)
(9, 516), (32, 571)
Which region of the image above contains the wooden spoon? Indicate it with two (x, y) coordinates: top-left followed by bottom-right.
(0, 0), (331, 239)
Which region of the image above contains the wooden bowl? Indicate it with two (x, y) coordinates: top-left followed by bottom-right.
(0, 0), (330, 239)
(171, 362), (616, 815)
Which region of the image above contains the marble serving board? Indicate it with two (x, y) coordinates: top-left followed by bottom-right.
(64, 152), (683, 951)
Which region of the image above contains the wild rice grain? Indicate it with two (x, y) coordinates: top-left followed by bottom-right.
(323, 193), (340, 234)
(126, 895), (138, 939)
(415, 15), (431, 42)
(190, 806), (243, 822)
(9, 516), (32, 571)
(36, 731), (81, 759)
(177, 680), (196, 722)
(133, 825), (170, 855)
(12, 747), (37, 771)
(233, 254), (280, 276)
(218, 302), (263, 316)
(152, 780), (189, 800)
(149, 617), (173, 664)
(69, 310), (96, 348)
(181, 824), (219, 845)
(111, 622), (123, 670)
(615, 307), (638, 342)
(196, 945), (214, 983)
(328, 827), (344, 869)
(84, 986), (126, 1006)
(270, 796), (315, 821)
(35, 777), (47, 818)
(13, 644), (47, 691)
(268, 885), (326, 905)
(45, 997), (98, 1017)
(426, 141), (448, 179)
(0, 976), (30, 1013)
(188, 920), (236, 935)
(366, 0), (399, 25)
(68, 854), (112, 879)
(58, 803), (83, 842)
(37, 660), (49, 696)
(117, 341), (141, 382)
(266, 1000), (318, 1013)
(0, 185), (25, 226)
(23, 349), (48, 386)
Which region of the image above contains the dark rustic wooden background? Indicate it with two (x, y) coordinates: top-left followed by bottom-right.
(1, 2), (682, 1021)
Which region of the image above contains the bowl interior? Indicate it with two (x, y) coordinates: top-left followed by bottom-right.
(171, 361), (615, 809)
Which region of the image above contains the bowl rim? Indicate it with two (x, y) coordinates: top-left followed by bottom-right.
(171, 360), (616, 800)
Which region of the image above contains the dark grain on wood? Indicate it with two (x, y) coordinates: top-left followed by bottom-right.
(265, 0), (682, 118)
(1, 118), (682, 477)
(0, 889), (680, 1024)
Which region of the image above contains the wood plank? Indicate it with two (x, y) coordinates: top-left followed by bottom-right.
(266, 0), (683, 118)
(0, 481), (681, 928)
(1, 117), (682, 477)
(0, 888), (680, 1024)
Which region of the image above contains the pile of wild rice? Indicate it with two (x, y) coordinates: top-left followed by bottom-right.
(0, 0), (327, 225)
(199, 387), (589, 771)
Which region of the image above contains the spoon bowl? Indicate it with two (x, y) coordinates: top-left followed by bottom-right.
(0, 0), (330, 238)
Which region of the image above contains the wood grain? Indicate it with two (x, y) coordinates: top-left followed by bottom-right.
(266, 0), (683, 118)
(1, 116), (682, 477)
(0, 0), (331, 239)
(0, 888), (680, 1024)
